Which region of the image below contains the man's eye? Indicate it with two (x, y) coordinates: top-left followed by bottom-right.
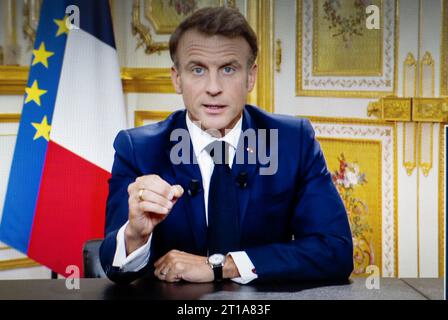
(223, 66), (235, 74)
(192, 67), (204, 75)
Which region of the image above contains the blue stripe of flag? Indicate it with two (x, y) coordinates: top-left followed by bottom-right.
(74, 0), (117, 49)
(0, 0), (68, 253)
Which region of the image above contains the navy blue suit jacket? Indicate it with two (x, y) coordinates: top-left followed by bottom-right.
(100, 105), (353, 284)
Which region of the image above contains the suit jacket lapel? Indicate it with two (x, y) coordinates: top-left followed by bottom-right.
(231, 107), (259, 228)
(165, 111), (208, 254)
(165, 107), (260, 253)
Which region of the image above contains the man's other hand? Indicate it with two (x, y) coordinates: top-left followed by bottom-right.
(154, 250), (240, 283)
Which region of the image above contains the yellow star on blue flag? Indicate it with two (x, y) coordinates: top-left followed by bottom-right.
(32, 42), (55, 68)
(31, 116), (51, 141)
(25, 80), (47, 106)
(54, 16), (70, 37)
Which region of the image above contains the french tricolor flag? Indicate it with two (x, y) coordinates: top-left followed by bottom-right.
(0, 0), (126, 277)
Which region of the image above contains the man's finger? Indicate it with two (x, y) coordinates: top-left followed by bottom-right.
(171, 185), (184, 199)
(138, 201), (169, 215)
(139, 190), (173, 210)
(154, 268), (167, 281)
(140, 175), (173, 199)
(154, 254), (167, 269)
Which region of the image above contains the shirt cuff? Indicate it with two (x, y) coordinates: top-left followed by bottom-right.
(112, 221), (152, 272)
(228, 251), (258, 284)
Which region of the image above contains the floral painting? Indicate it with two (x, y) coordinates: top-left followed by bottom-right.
(331, 153), (375, 275)
(318, 138), (382, 277)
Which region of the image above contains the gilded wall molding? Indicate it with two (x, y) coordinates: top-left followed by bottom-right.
(0, 258), (40, 271)
(131, 0), (169, 55)
(134, 110), (171, 127)
(403, 52), (417, 97)
(403, 122), (417, 176)
(130, 0), (235, 55)
(23, 0), (41, 51)
(419, 51), (435, 97)
(0, 113), (21, 122)
(275, 39), (282, 73)
(417, 123), (433, 177)
(247, 0), (274, 113)
(122, 68), (174, 93)
(0, 67), (175, 94)
(413, 98), (448, 122)
(440, 0), (448, 96)
(368, 97), (412, 121)
(368, 97), (448, 123)
(382, 98), (412, 121)
(0, 66), (29, 95)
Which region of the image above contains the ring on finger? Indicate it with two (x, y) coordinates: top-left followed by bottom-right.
(138, 189), (144, 201)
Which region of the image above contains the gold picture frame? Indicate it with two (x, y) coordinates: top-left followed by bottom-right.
(145, 0), (228, 34)
(296, 0), (399, 98)
(134, 110), (172, 127)
(132, 0), (234, 55)
(306, 116), (398, 277)
(319, 137), (383, 277)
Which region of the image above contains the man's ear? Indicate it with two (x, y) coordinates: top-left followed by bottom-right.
(247, 63), (258, 92)
(171, 66), (182, 94)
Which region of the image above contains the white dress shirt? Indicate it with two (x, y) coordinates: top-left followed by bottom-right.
(112, 112), (258, 284)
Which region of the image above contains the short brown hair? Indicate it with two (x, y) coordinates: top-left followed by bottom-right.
(169, 7), (258, 67)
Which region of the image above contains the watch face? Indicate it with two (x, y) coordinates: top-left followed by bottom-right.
(208, 254), (225, 265)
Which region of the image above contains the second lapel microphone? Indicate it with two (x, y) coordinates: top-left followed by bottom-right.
(188, 179), (200, 196)
(236, 171), (248, 189)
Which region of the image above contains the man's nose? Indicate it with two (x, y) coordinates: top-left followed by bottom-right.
(206, 72), (222, 96)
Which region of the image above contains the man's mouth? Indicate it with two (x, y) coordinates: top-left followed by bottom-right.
(202, 104), (227, 114)
(203, 104), (226, 109)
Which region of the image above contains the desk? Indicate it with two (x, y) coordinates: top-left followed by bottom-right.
(0, 278), (443, 300)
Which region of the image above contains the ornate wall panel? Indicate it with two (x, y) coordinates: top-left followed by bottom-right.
(310, 118), (397, 277)
(296, 0), (398, 97)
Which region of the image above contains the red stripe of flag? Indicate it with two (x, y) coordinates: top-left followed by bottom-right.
(28, 141), (109, 277)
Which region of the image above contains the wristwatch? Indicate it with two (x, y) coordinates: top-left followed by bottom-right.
(207, 253), (226, 281)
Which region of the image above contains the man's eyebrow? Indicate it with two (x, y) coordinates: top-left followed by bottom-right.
(184, 60), (243, 68)
(220, 60), (242, 68)
(185, 60), (206, 68)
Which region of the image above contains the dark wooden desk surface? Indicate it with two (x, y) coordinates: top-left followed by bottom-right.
(0, 277), (443, 300)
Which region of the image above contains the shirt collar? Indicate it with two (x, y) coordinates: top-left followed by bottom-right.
(185, 111), (243, 157)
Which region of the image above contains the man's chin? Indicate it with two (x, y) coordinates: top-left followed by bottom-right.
(196, 118), (229, 135)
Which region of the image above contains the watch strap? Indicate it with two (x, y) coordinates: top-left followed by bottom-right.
(212, 265), (223, 281)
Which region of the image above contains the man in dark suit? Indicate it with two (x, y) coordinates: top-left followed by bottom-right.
(100, 7), (353, 284)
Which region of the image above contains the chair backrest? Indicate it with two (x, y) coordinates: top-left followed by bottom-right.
(83, 239), (107, 278)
